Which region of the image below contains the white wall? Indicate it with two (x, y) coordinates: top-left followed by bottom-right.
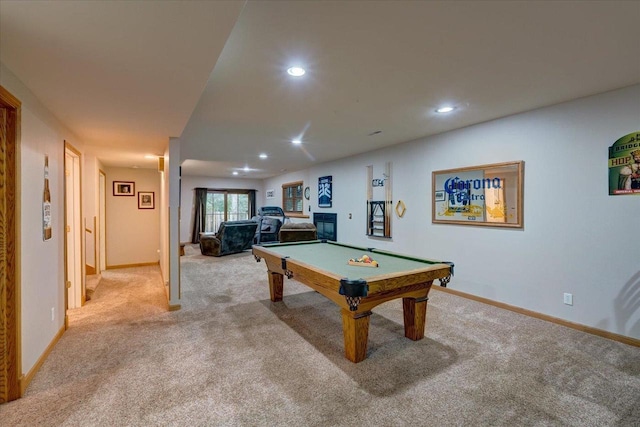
(105, 167), (161, 267)
(263, 85), (640, 340)
(180, 175), (264, 242)
(1, 64), (79, 373)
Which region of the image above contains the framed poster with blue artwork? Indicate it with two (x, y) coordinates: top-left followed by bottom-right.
(318, 175), (332, 208)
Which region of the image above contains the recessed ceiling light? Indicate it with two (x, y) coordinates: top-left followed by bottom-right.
(243, 166), (250, 171)
(292, 139), (302, 144)
(232, 171), (238, 176)
(287, 66), (306, 77)
(259, 153), (268, 159)
(436, 106), (456, 113)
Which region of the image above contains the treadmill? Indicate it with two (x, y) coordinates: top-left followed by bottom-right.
(252, 206), (287, 244)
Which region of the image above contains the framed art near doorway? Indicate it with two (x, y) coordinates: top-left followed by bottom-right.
(113, 181), (135, 196)
(138, 191), (155, 209)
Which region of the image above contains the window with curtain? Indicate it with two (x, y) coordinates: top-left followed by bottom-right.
(204, 190), (250, 233)
(192, 188), (256, 243)
(282, 181), (303, 214)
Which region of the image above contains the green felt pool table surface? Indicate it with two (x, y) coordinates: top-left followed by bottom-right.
(257, 240), (449, 280)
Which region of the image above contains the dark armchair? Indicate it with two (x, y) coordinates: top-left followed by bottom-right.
(199, 220), (258, 257)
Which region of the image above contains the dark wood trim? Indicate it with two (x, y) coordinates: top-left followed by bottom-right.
(433, 286), (640, 347)
(0, 85), (21, 402)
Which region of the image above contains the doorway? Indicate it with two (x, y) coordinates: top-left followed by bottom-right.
(0, 85), (20, 402)
(99, 170), (106, 272)
(64, 143), (83, 310)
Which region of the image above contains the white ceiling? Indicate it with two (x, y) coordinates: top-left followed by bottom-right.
(2, 1), (639, 178)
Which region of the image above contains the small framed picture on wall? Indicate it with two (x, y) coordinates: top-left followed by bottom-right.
(113, 181), (135, 196)
(138, 191), (155, 209)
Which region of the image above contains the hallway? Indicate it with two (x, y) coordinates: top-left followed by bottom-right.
(0, 266), (167, 425)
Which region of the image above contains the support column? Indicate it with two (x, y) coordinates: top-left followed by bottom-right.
(167, 137), (182, 310)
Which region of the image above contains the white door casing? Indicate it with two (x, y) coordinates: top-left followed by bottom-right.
(65, 148), (82, 309)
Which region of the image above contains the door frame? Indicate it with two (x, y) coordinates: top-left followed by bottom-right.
(99, 170), (106, 273)
(64, 142), (84, 313)
(0, 85), (21, 402)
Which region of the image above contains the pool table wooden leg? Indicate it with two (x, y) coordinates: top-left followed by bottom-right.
(268, 271), (284, 302)
(341, 309), (371, 363)
(403, 296), (428, 340)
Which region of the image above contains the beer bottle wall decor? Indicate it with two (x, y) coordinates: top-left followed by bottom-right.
(43, 154), (52, 240)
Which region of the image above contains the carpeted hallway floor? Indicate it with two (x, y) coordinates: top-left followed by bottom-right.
(1, 244), (638, 426)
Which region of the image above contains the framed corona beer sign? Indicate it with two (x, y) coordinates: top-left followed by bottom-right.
(432, 161), (524, 228)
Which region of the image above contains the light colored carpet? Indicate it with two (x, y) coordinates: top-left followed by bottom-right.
(1, 244), (638, 426)
(85, 273), (102, 301)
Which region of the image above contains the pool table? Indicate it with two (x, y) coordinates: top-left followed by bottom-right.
(252, 240), (453, 363)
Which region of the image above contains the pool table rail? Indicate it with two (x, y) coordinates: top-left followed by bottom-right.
(253, 244), (453, 312)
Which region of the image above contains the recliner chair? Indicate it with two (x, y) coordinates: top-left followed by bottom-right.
(199, 220), (258, 257)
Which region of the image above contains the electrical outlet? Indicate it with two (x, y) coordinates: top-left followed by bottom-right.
(51, 307), (55, 321)
(563, 293), (573, 306)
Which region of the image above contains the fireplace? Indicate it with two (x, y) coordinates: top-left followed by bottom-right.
(313, 213), (337, 241)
